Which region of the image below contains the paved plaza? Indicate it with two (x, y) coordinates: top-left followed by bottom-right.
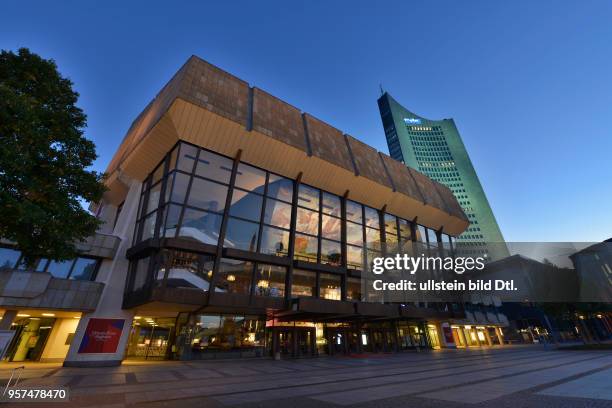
(1, 345), (611, 407)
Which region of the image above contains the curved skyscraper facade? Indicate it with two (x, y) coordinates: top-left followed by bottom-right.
(378, 92), (508, 260)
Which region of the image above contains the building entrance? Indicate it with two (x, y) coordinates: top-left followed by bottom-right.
(268, 326), (316, 358)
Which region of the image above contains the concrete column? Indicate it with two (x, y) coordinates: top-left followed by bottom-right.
(0, 310), (17, 330)
(64, 178), (142, 367)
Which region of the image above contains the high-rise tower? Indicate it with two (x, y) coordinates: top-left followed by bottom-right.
(378, 92), (508, 259)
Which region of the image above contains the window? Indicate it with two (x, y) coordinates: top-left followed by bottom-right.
(320, 273), (341, 300)
(70, 257), (98, 281)
(179, 209), (222, 245)
(291, 269), (316, 298)
(0, 247), (21, 270)
(267, 174), (293, 203)
(215, 258), (253, 294)
(259, 226), (289, 256)
(187, 178), (228, 212)
(347, 245), (363, 270)
(321, 215), (341, 241)
(364, 206), (379, 228)
(263, 199), (291, 229)
(45, 260), (73, 279)
(347, 222), (363, 246)
(294, 233), (318, 262)
(163, 251), (214, 291)
(194, 149), (233, 184)
(168, 172), (190, 204)
(235, 163), (266, 193)
(229, 189), (263, 222)
(346, 201), (362, 223)
(346, 277), (362, 301)
(177, 143), (198, 172)
(296, 207), (319, 235)
(132, 257), (150, 291)
(298, 185), (319, 210)
(321, 239), (341, 266)
(322, 192), (341, 217)
(224, 218), (259, 252)
(254, 264), (286, 297)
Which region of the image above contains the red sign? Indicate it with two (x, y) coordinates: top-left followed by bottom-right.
(78, 318), (125, 353)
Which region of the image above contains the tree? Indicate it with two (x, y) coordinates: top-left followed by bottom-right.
(0, 48), (106, 267)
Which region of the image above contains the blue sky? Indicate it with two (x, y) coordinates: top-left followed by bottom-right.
(2, 1), (611, 242)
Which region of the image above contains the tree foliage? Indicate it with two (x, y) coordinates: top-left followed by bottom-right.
(0, 48), (106, 267)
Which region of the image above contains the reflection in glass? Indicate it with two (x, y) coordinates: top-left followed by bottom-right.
(259, 226), (289, 256)
(267, 174), (293, 203)
(179, 209), (222, 245)
(145, 182), (161, 215)
(163, 251), (214, 291)
(71, 258), (98, 281)
(195, 149), (233, 184)
(177, 143), (198, 172)
(296, 207), (319, 235)
(321, 215), (341, 241)
(320, 273), (341, 300)
(399, 218), (412, 241)
(294, 233), (318, 262)
(291, 269), (316, 298)
(162, 204), (182, 237)
(366, 227), (381, 250)
(347, 222), (363, 246)
(187, 178), (228, 213)
(235, 163), (266, 193)
(229, 189), (263, 222)
(141, 212), (157, 240)
(347, 245), (363, 270)
(46, 260), (72, 279)
(346, 201), (362, 223)
(298, 185), (319, 210)
(364, 206), (379, 228)
(0, 247), (21, 271)
(254, 264), (286, 297)
(168, 172), (190, 204)
(322, 192), (341, 217)
(215, 258), (253, 294)
(384, 214), (398, 235)
(132, 257), (150, 291)
(321, 239), (341, 266)
(224, 218), (258, 251)
(263, 199), (291, 229)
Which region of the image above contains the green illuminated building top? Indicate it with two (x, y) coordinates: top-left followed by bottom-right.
(378, 92), (508, 259)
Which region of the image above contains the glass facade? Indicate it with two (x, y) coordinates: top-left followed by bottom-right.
(128, 142), (447, 303)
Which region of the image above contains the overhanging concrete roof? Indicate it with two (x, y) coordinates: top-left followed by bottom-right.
(102, 56), (469, 235)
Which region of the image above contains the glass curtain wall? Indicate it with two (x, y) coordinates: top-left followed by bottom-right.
(129, 141), (446, 301)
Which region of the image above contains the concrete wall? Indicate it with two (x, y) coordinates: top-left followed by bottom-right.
(63, 178), (141, 367)
(40, 318), (79, 362)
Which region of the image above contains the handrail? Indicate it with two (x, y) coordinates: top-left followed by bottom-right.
(3, 365), (25, 396)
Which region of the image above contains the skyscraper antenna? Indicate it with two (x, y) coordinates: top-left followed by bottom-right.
(379, 84), (384, 96)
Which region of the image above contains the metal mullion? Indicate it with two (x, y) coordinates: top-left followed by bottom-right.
(340, 192), (348, 300)
(135, 176), (152, 243)
(154, 154), (172, 239)
(285, 173), (302, 303)
(361, 205), (366, 272)
(317, 190), (322, 264)
(256, 173), (270, 253)
(208, 150), (242, 302)
(379, 206), (387, 257)
(396, 217), (402, 254)
(174, 146), (202, 239)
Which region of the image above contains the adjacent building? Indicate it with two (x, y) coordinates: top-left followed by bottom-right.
(377, 93), (508, 260)
(0, 56), (509, 366)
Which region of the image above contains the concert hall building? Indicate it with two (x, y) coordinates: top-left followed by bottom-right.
(0, 56), (508, 366)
